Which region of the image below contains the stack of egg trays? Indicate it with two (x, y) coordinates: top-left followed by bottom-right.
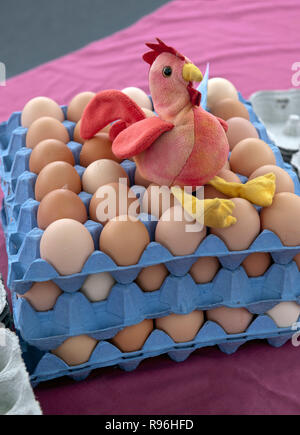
(1, 97), (300, 387)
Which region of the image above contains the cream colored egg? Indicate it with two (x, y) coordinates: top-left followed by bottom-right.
(81, 272), (115, 302)
(52, 335), (98, 366)
(67, 92), (95, 123)
(122, 87), (152, 110)
(266, 302), (300, 328)
(207, 78), (239, 111)
(82, 159), (129, 194)
(21, 96), (64, 128)
(156, 311), (204, 343)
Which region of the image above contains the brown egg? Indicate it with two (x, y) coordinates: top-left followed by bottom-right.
(67, 92), (95, 123)
(99, 215), (150, 266)
(249, 165), (294, 194)
(226, 117), (259, 151)
(207, 306), (253, 334)
(82, 159), (129, 194)
(20, 281), (62, 312)
(21, 96), (64, 128)
(79, 134), (121, 167)
(73, 120), (110, 144)
(190, 257), (220, 283)
(142, 184), (176, 218)
(40, 218), (94, 275)
(111, 319), (153, 352)
(260, 192), (300, 246)
(35, 161), (82, 202)
(134, 166), (152, 187)
(211, 98), (250, 121)
(89, 182), (140, 225)
(121, 87), (152, 110)
(294, 252), (300, 270)
(37, 189), (88, 229)
(52, 335), (98, 366)
(207, 78), (239, 111)
(155, 205), (207, 256)
(266, 302), (300, 328)
(156, 311), (204, 343)
(26, 116), (69, 149)
(211, 198), (260, 251)
(242, 252), (271, 277)
(230, 138), (276, 177)
(204, 169), (241, 199)
(29, 139), (75, 174)
(136, 264), (169, 292)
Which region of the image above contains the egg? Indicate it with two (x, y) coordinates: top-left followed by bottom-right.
(142, 108), (156, 118)
(34, 161), (82, 202)
(207, 78), (239, 111)
(37, 189), (87, 229)
(40, 219), (94, 275)
(249, 165), (294, 194)
(155, 205), (206, 256)
(111, 319), (153, 352)
(20, 281), (62, 312)
(100, 216), (150, 266)
(26, 116), (69, 149)
(142, 184), (176, 218)
(73, 120), (110, 144)
(266, 302), (300, 328)
(204, 169), (241, 199)
(230, 138), (276, 177)
(81, 272), (115, 302)
(242, 252), (271, 277)
(21, 96), (64, 128)
(89, 182), (140, 225)
(79, 134), (121, 167)
(134, 167), (152, 188)
(67, 92), (96, 123)
(211, 98), (250, 121)
(82, 159), (129, 194)
(136, 264), (169, 292)
(226, 117), (259, 151)
(207, 306), (253, 334)
(156, 311), (204, 343)
(211, 198), (260, 251)
(294, 252), (300, 270)
(189, 257), (220, 283)
(52, 335), (98, 366)
(122, 87), (152, 110)
(260, 192), (300, 246)
(29, 139), (75, 174)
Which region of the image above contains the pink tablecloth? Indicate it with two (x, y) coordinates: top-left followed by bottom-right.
(1, 0), (300, 415)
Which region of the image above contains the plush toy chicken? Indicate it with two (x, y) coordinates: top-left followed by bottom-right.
(81, 39), (275, 227)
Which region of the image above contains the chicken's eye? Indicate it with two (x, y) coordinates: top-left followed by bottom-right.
(162, 66), (172, 78)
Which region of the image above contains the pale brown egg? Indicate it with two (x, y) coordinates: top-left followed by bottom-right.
(249, 165), (294, 194)
(19, 281), (62, 312)
(37, 189), (87, 229)
(111, 319), (153, 352)
(51, 335), (98, 366)
(242, 252), (271, 277)
(206, 306), (253, 334)
(40, 218), (94, 275)
(73, 119), (110, 144)
(211, 198), (260, 251)
(142, 184), (175, 218)
(136, 264), (169, 292)
(230, 138), (276, 177)
(122, 87), (152, 110)
(89, 182), (140, 225)
(204, 169), (241, 199)
(155, 205), (206, 256)
(81, 272), (115, 302)
(26, 117), (69, 149)
(67, 92), (95, 123)
(266, 302), (300, 327)
(226, 117), (259, 151)
(211, 98), (250, 121)
(99, 215), (150, 266)
(260, 192), (300, 246)
(34, 161), (82, 202)
(82, 159), (129, 194)
(29, 139), (75, 174)
(21, 96), (64, 128)
(134, 167), (152, 187)
(79, 134), (121, 167)
(156, 311), (204, 343)
(207, 78), (239, 111)
(190, 257), (220, 283)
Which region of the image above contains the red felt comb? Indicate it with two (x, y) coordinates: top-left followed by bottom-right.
(143, 38), (185, 65)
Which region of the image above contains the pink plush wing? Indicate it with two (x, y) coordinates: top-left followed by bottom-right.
(216, 116), (228, 132)
(112, 117), (174, 159)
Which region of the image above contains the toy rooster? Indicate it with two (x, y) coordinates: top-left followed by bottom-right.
(81, 39), (275, 227)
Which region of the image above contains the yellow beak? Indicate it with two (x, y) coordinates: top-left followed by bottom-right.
(182, 63), (203, 82)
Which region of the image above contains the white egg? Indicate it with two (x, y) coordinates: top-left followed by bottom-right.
(81, 272), (115, 302)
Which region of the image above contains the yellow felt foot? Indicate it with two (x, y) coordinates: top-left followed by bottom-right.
(208, 172), (276, 207)
(171, 187), (236, 228)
